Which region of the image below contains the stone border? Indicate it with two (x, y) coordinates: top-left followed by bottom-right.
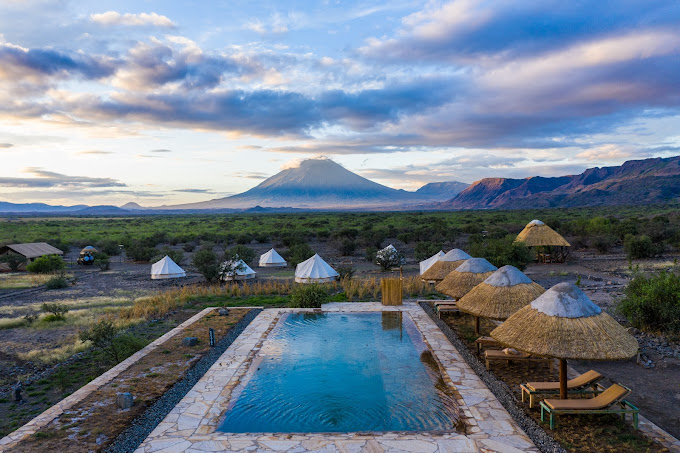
(136, 302), (540, 452)
(0, 307), (260, 450)
(105, 309), (262, 453)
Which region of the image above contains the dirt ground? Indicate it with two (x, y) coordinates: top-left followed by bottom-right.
(0, 242), (678, 441)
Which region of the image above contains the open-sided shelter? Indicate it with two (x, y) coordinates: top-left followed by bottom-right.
(0, 242), (63, 271)
(258, 248), (287, 267)
(295, 254), (339, 283)
(491, 282), (638, 399)
(151, 256), (186, 279)
(515, 220), (570, 263)
(421, 248), (472, 282)
(436, 258), (497, 299)
(456, 265), (545, 334)
(419, 251), (444, 275)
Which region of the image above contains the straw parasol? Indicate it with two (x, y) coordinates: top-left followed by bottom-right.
(490, 282), (638, 399)
(435, 258), (497, 299)
(456, 265), (545, 334)
(515, 220), (570, 247)
(421, 248), (472, 282)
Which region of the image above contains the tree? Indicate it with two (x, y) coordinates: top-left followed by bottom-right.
(469, 235), (532, 271)
(374, 247), (405, 271)
(624, 234), (663, 260)
(93, 252), (110, 270)
(0, 254), (26, 272)
(284, 243), (315, 267)
(226, 244), (256, 264)
(192, 248), (221, 283)
(27, 255), (66, 274)
(152, 246), (184, 265)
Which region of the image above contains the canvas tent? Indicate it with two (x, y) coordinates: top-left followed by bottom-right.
(221, 259), (256, 281)
(419, 251), (445, 275)
(515, 219), (570, 263)
(295, 254), (339, 283)
(421, 248), (472, 282)
(151, 256), (186, 280)
(259, 248), (287, 267)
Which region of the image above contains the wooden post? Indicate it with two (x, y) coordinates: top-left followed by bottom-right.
(475, 316), (480, 335)
(559, 358), (568, 399)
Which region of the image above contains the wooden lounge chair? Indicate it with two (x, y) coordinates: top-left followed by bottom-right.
(520, 370), (604, 408)
(433, 301), (458, 318)
(484, 349), (554, 372)
(540, 384), (639, 429)
(475, 336), (500, 354)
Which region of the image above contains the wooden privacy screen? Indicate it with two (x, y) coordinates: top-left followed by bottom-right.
(381, 278), (403, 305)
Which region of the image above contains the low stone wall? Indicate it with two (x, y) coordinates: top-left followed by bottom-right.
(105, 308), (261, 453)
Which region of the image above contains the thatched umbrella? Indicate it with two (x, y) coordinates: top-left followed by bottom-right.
(456, 265), (545, 335)
(436, 258), (497, 299)
(421, 248), (471, 282)
(490, 282), (638, 399)
(515, 220), (570, 262)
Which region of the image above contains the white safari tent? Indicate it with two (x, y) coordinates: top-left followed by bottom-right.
(259, 248), (287, 267)
(221, 259), (257, 281)
(295, 254), (339, 284)
(419, 251), (444, 275)
(151, 256), (186, 280)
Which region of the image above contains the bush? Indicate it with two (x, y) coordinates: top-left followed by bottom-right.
(469, 235), (532, 271)
(374, 247), (405, 271)
(226, 244), (256, 264)
(27, 255), (65, 274)
(619, 270), (680, 335)
(41, 302), (69, 319)
(339, 239), (357, 256)
(337, 266), (355, 279)
(152, 246), (184, 265)
(591, 235), (617, 254)
(125, 241), (155, 262)
(98, 239), (121, 256)
(192, 248), (221, 283)
(93, 252), (110, 270)
(80, 319), (147, 363)
(289, 284), (328, 308)
(364, 246), (377, 263)
(0, 254), (26, 271)
(284, 243), (315, 267)
(624, 234), (663, 260)
(45, 275), (69, 290)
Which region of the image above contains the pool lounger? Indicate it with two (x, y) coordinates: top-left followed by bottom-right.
(484, 349), (554, 372)
(520, 370), (604, 408)
(540, 383), (639, 430)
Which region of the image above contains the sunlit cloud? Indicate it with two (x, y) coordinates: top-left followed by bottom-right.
(90, 11), (175, 28)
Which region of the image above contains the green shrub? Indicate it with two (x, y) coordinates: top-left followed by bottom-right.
(192, 248), (221, 283)
(26, 255), (65, 274)
(80, 319), (147, 363)
(289, 284), (328, 308)
(226, 244), (256, 264)
(152, 246), (184, 265)
(623, 234), (663, 260)
(364, 246), (377, 263)
(336, 266), (355, 279)
(469, 235), (532, 270)
(98, 239), (121, 256)
(414, 241), (443, 260)
(591, 235), (617, 254)
(93, 252), (110, 270)
(284, 243), (315, 267)
(41, 302), (69, 319)
(619, 270), (680, 335)
(125, 241), (155, 262)
(45, 275), (69, 290)
(339, 239), (357, 256)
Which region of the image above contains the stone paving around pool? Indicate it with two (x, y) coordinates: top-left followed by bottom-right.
(136, 302), (540, 453)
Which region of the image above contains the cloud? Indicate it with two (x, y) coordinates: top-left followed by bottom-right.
(172, 188), (216, 193)
(0, 168), (126, 189)
(151, 149), (171, 153)
(0, 143), (13, 148)
(78, 150), (113, 155)
(90, 11), (175, 28)
(233, 171), (270, 179)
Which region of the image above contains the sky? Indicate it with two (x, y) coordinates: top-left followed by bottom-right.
(1, 0), (680, 206)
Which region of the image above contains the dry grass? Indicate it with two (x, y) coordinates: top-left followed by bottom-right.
(0, 273), (53, 290)
(18, 339), (91, 364)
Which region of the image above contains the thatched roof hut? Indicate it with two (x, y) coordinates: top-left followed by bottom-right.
(421, 248), (471, 282)
(515, 220), (570, 247)
(456, 265), (545, 322)
(490, 282), (638, 398)
(419, 251), (444, 275)
(435, 258), (497, 299)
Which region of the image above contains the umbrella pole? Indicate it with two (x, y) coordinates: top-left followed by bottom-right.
(475, 316), (480, 335)
(559, 358), (567, 399)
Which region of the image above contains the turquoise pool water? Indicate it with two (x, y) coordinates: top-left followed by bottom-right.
(218, 312), (460, 433)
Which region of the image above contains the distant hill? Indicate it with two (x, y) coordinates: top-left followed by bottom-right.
(415, 181), (469, 199)
(121, 202), (146, 210)
(440, 156), (680, 209)
(0, 201), (88, 213)
(166, 159), (463, 210)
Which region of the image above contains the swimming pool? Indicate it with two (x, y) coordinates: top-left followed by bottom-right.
(218, 311), (460, 433)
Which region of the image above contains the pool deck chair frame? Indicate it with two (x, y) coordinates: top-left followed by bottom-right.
(432, 300), (458, 318)
(540, 384), (639, 430)
(520, 370), (604, 408)
(484, 349), (554, 372)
